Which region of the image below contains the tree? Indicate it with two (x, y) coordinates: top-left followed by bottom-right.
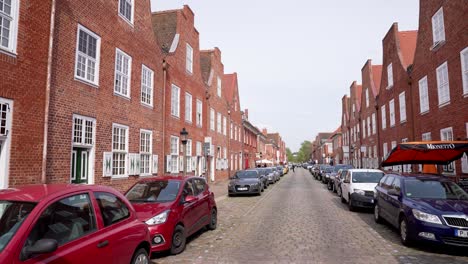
(286, 148), (294, 162)
(297, 141), (312, 163)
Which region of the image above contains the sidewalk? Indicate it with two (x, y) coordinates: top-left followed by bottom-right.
(207, 179), (229, 203)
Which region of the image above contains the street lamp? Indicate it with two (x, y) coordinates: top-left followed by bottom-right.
(180, 127), (188, 176)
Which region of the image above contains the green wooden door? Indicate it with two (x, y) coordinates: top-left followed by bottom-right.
(72, 148), (89, 184)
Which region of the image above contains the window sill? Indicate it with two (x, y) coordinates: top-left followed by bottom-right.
(420, 110), (430, 116)
(111, 175), (129, 179)
(171, 115), (180, 120)
(430, 40), (446, 52)
(463, 92), (468, 98)
(438, 101), (450, 108)
(118, 14), (135, 28)
(114, 92), (131, 101)
(0, 48), (17, 59)
(141, 102), (154, 109)
(75, 77), (99, 88)
(400, 120), (407, 124)
(185, 120), (193, 124)
(386, 85), (393, 90)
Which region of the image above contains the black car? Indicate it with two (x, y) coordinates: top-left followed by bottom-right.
(317, 164), (332, 181)
(248, 168), (269, 189)
(228, 170), (264, 196)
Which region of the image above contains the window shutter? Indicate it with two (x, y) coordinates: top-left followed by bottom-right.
(462, 153), (468, 173)
(166, 155), (172, 173)
(135, 154), (141, 176)
(179, 156), (184, 172)
(192, 157), (196, 172)
(152, 155), (158, 174)
(128, 154), (135, 175)
(103, 152), (113, 177)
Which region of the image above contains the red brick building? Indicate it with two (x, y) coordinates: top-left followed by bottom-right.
(359, 60), (382, 169)
(377, 24), (417, 172)
(200, 48), (229, 181)
(348, 81), (363, 168)
(0, 0), (52, 188)
(242, 110), (260, 169)
(410, 0), (468, 178)
(329, 128), (342, 164)
(340, 95), (351, 164)
(224, 73), (243, 175)
(152, 6), (207, 180)
(46, 0), (164, 191)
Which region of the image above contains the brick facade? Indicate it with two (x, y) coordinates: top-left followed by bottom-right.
(224, 73), (243, 175)
(340, 96), (350, 164)
(348, 81), (362, 168)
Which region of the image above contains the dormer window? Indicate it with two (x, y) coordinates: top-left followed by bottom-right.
(387, 63), (393, 88)
(119, 0), (134, 24)
(431, 7), (445, 47)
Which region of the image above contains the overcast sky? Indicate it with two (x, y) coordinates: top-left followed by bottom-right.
(150, 0), (419, 152)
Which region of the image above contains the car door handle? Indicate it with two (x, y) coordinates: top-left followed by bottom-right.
(97, 240), (109, 248)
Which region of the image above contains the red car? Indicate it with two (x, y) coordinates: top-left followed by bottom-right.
(0, 184), (151, 264)
(125, 176), (217, 255)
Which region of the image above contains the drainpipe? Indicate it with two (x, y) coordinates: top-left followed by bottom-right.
(375, 98), (381, 170)
(42, 0), (57, 183)
(162, 60), (168, 174)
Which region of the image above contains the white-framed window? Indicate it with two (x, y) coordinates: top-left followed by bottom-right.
(114, 48), (132, 98)
(436, 61), (450, 106)
(365, 89), (369, 108)
(440, 127), (454, 173)
(170, 136), (179, 173)
(112, 124), (129, 177)
(171, 84), (180, 117)
(418, 76), (429, 113)
(367, 116), (371, 137)
(372, 113), (376, 135)
(461, 47), (468, 96)
(381, 105), (387, 130)
(0, 0), (19, 54)
(223, 116), (227, 136)
(389, 99), (395, 127)
(186, 43), (193, 73)
(362, 120), (366, 139)
(352, 104), (355, 117)
(399, 92), (406, 123)
(238, 126), (241, 142)
(230, 122), (233, 139)
(217, 112), (222, 133)
(118, 0), (134, 24)
(463, 123), (468, 173)
(387, 63), (393, 88)
(383, 142), (388, 159)
(234, 126), (237, 141)
(73, 115), (95, 146)
(75, 25), (101, 85)
(185, 92), (192, 123)
(196, 141), (202, 156)
(223, 147), (227, 159)
(422, 132), (431, 141)
(141, 65), (153, 107)
(196, 99), (202, 127)
(217, 77), (222, 97)
(140, 130), (152, 175)
(431, 7), (445, 46)
(210, 108), (215, 131)
(186, 139), (192, 172)
(0, 98), (12, 189)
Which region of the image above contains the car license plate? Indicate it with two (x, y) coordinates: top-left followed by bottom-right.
(237, 187), (248, 191)
(455, 230), (468, 238)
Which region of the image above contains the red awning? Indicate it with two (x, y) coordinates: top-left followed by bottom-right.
(381, 141), (468, 167)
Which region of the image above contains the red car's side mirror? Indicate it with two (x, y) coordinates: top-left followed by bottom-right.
(184, 195), (198, 204)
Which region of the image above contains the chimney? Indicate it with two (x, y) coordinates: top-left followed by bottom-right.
(244, 109), (249, 120)
(262, 128), (268, 135)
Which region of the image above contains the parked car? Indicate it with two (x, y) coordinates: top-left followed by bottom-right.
(316, 164), (332, 181)
(276, 166), (285, 177)
(328, 165), (353, 191)
(283, 165), (289, 175)
(340, 169), (384, 211)
(334, 169), (350, 196)
(271, 167), (281, 181)
(320, 166), (334, 184)
(260, 167), (278, 184)
(252, 168), (269, 189)
(0, 184), (151, 264)
(228, 170), (264, 196)
(374, 173), (468, 247)
(125, 176), (217, 255)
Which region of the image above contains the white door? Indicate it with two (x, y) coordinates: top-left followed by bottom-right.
(210, 157), (215, 181)
(0, 139), (6, 189)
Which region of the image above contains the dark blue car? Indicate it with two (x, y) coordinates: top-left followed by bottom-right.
(374, 173), (468, 247)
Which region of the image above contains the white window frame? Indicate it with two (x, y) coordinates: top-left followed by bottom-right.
(367, 116), (371, 137)
(389, 99), (395, 127)
(186, 43), (193, 73)
(0, 98), (13, 189)
(383, 142), (388, 159)
(72, 115), (95, 147)
(210, 108), (215, 131)
(463, 123), (468, 173)
(170, 136), (180, 173)
(112, 123), (129, 178)
(440, 127), (455, 174)
(418, 76), (429, 114)
(114, 48), (132, 98)
(362, 120), (366, 139)
(230, 122), (233, 139)
(461, 47), (468, 96)
(372, 113), (376, 135)
(436, 61), (450, 107)
(186, 139), (192, 172)
(0, 0), (19, 54)
(74, 25), (101, 86)
(399, 92), (406, 123)
(141, 65), (154, 107)
(217, 112), (222, 133)
(196, 99), (202, 127)
(422, 132), (431, 141)
(223, 116), (227, 136)
(431, 7), (445, 46)
(171, 84), (181, 118)
(140, 129), (152, 176)
(387, 63), (393, 88)
(217, 77), (222, 97)
(196, 141), (202, 156)
(185, 92), (192, 123)
(118, 0), (134, 25)
(365, 89), (369, 108)
(381, 105), (387, 130)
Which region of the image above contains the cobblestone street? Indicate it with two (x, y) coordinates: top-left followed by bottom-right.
(152, 169), (468, 264)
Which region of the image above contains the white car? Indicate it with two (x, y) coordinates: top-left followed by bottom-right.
(340, 169), (385, 211)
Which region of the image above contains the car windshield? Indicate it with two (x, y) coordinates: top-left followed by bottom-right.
(126, 180), (181, 203)
(265, 168), (273, 173)
(236, 171), (258, 179)
(324, 168), (332, 173)
(404, 180), (468, 200)
(352, 172), (384, 183)
(333, 165), (352, 172)
(0, 201), (36, 252)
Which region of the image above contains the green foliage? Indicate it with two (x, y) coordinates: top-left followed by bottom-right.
(288, 141), (312, 163)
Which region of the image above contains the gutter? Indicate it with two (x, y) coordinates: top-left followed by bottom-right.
(162, 59), (168, 172)
(42, 0), (57, 183)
